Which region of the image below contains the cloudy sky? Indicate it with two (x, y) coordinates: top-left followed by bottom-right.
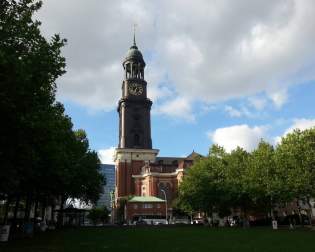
(36, 0), (315, 163)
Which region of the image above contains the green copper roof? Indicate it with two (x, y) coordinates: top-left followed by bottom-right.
(128, 196), (165, 203)
(124, 46), (145, 64)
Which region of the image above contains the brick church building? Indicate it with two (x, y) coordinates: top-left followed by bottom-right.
(113, 36), (201, 223)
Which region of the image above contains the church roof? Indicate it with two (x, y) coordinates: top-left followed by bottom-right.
(186, 151), (203, 160)
(155, 157), (185, 164)
(123, 37), (145, 65)
(156, 151), (203, 163)
(128, 196), (165, 203)
(126, 46), (144, 60)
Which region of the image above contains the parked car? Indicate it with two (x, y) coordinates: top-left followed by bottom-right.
(174, 218), (190, 224)
(135, 220), (147, 226)
(192, 218), (204, 225)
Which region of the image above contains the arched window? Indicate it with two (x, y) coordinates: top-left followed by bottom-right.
(142, 185), (146, 196)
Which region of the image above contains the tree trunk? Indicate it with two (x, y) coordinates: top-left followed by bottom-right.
(33, 199), (39, 227)
(306, 197), (313, 226)
(51, 204), (55, 223)
(13, 195), (20, 223)
(243, 205), (250, 228)
(3, 196), (10, 225)
(57, 195), (66, 227)
(265, 209), (269, 224)
(24, 193), (32, 221)
(41, 199), (46, 221)
(208, 208), (213, 227)
(269, 197), (274, 220)
(296, 200), (303, 227)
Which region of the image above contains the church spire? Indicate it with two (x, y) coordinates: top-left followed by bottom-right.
(132, 23), (137, 48)
(123, 26), (145, 80)
(133, 24), (137, 46)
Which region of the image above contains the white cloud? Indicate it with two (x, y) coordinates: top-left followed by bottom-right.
(273, 136), (282, 145)
(225, 106), (242, 117)
(224, 105), (253, 118)
(153, 97), (195, 122)
(208, 124), (268, 152)
(268, 89), (288, 109)
(274, 118), (315, 144)
(248, 96), (267, 110)
(36, 0), (315, 116)
(147, 85), (173, 103)
(58, 63), (121, 110)
(284, 118), (315, 135)
(200, 104), (217, 114)
(98, 147), (115, 164)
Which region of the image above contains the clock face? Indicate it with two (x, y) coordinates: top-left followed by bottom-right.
(128, 83), (143, 96)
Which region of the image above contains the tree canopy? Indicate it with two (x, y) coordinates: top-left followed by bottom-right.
(0, 0), (104, 224)
(178, 128), (315, 222)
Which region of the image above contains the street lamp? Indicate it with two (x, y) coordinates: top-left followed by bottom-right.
(160, 189), (168, 224)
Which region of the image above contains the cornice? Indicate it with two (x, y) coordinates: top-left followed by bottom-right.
(132, 168), (184, 178)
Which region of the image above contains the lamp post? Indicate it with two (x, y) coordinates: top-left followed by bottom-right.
(160, 189), (168, 224)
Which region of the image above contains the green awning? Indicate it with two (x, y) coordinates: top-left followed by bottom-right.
(128, 196), (165, 203)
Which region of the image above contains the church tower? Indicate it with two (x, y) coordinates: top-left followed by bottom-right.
(118, 35), (152, 149)
(114, 35), (159, 201)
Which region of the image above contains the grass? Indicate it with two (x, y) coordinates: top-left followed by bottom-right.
(1, 226), (315, 252)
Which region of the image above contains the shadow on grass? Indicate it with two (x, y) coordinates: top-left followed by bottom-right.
(1, 226), (315, 252)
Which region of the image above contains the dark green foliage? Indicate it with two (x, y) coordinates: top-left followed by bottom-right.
(179, 145), (249, 216)
(0, 0), (66, 195)
(179, 129), (315, 219)
(0, 0), (104, 223)
(87, 207), (110, 225)
(275, 128), (315, 221)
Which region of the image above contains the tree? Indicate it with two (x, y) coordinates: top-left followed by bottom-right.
(178, 145), (230, 217)
(0, 1), (104, 227)
(225, 147), (251, 221)
(0, 0), (65, 190)
(68, 129), (105, 204)
(276, 128), (315, 223)
(87, 207), (110, 225)
(179, 129), (315, 227)
(246, 140), (282, 221)
(0, 0), (66, 223)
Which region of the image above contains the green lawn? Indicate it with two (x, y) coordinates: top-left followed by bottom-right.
(1, 226), (315, 252)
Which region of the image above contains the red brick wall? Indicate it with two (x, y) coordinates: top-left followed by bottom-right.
(117, 159), (192, 199)
(116, 161), (130, 197)
(131, 160), (144, 175)
(117, 160), (146, 197)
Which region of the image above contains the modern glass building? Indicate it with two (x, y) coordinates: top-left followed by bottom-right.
(97, 164), (115, 210)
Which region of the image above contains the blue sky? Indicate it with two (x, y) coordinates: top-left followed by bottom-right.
(63, 79), (315, 160)
(36, 0), (315, 163)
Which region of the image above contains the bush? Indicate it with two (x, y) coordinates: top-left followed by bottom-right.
(87, 207), (110, 225)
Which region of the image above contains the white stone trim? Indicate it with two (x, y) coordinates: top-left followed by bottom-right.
(114, 148), (159, 163)
(132, 168), (184, 178)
